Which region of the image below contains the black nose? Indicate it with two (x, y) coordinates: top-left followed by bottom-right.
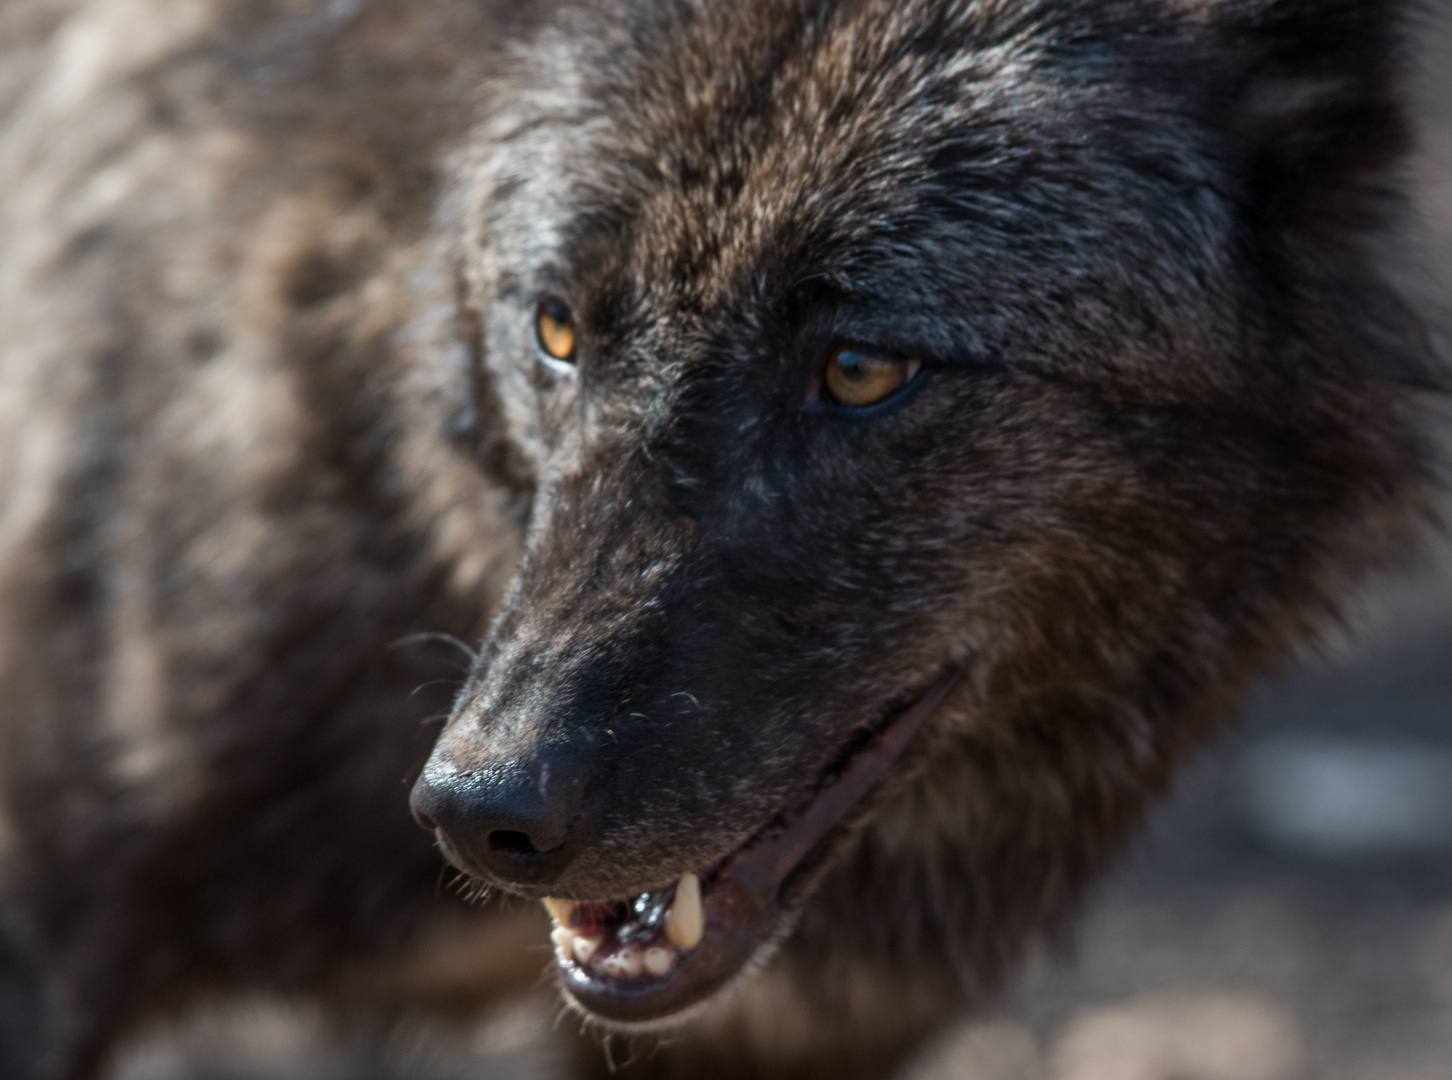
(409, 756), (583, 888)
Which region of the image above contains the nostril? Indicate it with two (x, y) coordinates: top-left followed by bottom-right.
(489, 829), (541, 856)
(410, 755), (585, 885)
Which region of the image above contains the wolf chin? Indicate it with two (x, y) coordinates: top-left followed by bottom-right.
(0, 0), (1437, 1077)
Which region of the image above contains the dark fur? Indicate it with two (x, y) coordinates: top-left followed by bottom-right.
(0, 0), (1437, 1077)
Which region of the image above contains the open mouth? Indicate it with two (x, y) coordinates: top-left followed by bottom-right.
(541, 676), (957, 1025)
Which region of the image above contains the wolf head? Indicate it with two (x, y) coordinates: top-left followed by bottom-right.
(410, 0), (1433, 1031)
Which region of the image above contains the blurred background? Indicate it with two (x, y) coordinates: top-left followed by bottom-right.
(104, 4), (1452, 1079)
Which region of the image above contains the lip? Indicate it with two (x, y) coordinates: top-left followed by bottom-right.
(546, 675), (958, 1025)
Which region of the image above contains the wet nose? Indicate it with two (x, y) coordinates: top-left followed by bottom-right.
(409, 756), (583, 888)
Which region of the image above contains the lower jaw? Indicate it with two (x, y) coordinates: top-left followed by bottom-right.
(540, 676), (958, 1026)
(548, 870), (781, 1026)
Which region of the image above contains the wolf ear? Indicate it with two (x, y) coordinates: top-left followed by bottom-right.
(1211, 0), (1410, 228)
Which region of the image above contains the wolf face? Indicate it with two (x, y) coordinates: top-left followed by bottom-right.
(411, 0), (1431, 1029)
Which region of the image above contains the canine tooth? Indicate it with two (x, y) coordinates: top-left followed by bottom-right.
(572, 935), (599, 965)
(643, 946), (674, 976)
(665, 872), (704, 950)
(550, 926), (575, 956)
(541, 897), (577, 925)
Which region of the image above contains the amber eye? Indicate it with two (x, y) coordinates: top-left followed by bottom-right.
(821, 344), (921, 407)
(535, 299), (576, 362)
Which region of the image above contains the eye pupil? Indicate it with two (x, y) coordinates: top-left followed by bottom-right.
(536, 300), (576, 362)
(835, 350), (866, 379)
(822, 345), (919, 407)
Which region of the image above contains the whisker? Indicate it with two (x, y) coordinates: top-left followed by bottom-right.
(601, 1032), (617, 1074)
(408, 679), (462, 702)
(552, 1001), (572, 1030)
(390, 631), (479, 663)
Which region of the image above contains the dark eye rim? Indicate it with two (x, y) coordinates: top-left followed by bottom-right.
(535, 296), (578, 364)
(806, 340), (927, 415)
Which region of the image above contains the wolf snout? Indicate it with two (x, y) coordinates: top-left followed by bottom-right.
(409, 754), (587, 888)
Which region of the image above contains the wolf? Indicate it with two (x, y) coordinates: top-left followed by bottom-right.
(0, 0), (1437, 1077)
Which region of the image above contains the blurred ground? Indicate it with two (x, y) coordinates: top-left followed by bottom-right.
(106, 4), (1452, 1079)
(906, 579), (1452, 1080)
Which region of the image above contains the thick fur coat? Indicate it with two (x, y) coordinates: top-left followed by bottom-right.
(0, 0), (1438, 1077)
